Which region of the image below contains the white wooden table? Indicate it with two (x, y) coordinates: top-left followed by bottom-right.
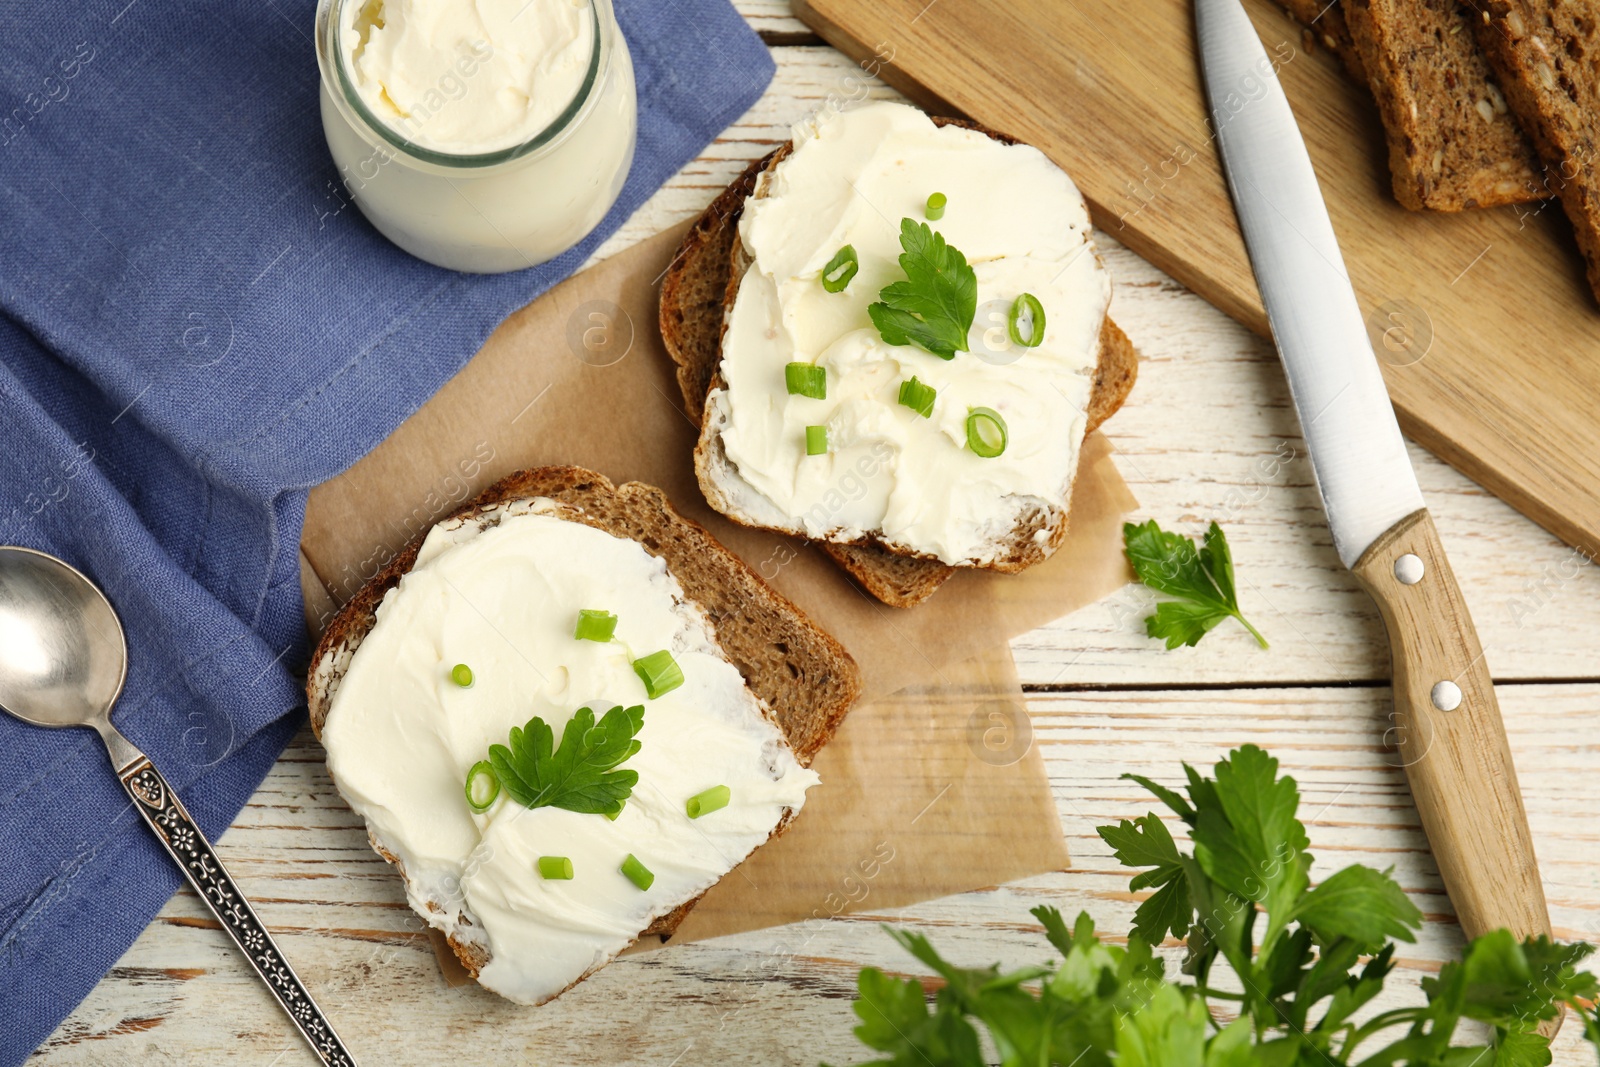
(35, 6), (1600, 1063)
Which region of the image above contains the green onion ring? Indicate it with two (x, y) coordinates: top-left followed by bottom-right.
(465, 760), (499, 814)
(966, 407), (1008, 458)
(1007, 292), (1046, 348)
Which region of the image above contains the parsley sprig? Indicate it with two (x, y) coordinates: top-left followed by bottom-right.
(1124, 519), (1268, 649)
(487, 703), (644, 816)
(832, 744), (1600, 1066)
(868, 219), (978, 360)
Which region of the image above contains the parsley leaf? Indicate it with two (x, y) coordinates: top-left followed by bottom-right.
(486, 703), (643, 816)
(1098, 814), (1191, 944)
(1113, 983), (1208, 1066)
(1123, 519), (1268, 649)
(868, 219), (978, 360)
(1313, 943), (1395, 1033)
(1123, 771), (1197, 824)
(1427, 928), (1599, 1026)
(1190, 744), (1311, 955)
(889, 928), (1057, 1067)
(1291, 863), (1422, 950)
(843, 964), (984, 1067)
(1099, 812), (1182, 875)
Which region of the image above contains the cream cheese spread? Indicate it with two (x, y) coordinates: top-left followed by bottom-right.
(708, 101), (1111, 566)
(320, 501), (817, 1004)
(340, 0), (596, 154)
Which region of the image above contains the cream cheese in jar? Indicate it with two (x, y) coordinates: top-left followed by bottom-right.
(314, 0), (637, 273)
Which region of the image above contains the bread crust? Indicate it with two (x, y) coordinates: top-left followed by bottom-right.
(305, 466), (862, 998)
(658, 114), (1137, 606)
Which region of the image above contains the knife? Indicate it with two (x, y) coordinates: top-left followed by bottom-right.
(1194, 0), (1552, 949)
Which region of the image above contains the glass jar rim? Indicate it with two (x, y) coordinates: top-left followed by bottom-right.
(314, 0), (611, 169)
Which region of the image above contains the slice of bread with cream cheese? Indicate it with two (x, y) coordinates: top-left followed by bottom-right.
(307, 467), (860, 1005)
(660, 102), (1137, 606)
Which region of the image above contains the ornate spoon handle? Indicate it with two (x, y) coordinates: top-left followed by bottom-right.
(118, 753), (357, 1066)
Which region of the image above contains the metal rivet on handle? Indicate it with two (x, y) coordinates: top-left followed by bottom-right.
(1393, 553), (1425, 585)
(1431, 680), (1462, 712)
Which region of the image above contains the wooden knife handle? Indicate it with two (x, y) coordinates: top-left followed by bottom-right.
(1351, 508), (1550, 944)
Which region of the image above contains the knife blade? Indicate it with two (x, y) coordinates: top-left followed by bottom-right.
(1195, 0), (1553, 956)
(1197, 0), (1421, 568)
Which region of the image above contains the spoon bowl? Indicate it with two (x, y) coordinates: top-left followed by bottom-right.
(0, 547), (126, 730)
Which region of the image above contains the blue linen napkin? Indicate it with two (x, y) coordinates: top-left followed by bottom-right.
(0, 0), (773, 1058)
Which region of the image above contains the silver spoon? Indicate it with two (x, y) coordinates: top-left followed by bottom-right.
(0, 546), (356, 1065)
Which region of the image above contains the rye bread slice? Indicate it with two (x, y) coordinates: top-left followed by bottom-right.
(1469, 0), (1600, 302)
(306, 465), (861, 992)
(1346, 0), (1546, 209)
(658, 118), (1138, 607)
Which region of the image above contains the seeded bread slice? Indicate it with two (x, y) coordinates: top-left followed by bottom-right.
(1345, 0), (1546, 209)
(658, 119), (1138, 607)
(1270, 0), (1546, 210)
(306, 466), (862, 991)
(1469, 0), (1600, 301)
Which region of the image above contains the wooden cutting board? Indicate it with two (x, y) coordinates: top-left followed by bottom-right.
(793, 0), (1600, 559)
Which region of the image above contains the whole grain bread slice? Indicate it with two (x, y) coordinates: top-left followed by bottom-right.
(305, 466), (862, 989)
(1345, 0), (1546, 210)
(1469, 0), (1600, 301)
(658, 118), (1138, 607)
(1269, 0), (1546, 210)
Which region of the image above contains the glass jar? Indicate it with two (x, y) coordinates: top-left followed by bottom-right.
(314, 0), (637, 274)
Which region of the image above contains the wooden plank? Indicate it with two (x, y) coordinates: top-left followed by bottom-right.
(731, 0), (814, 40)
(790, 0), (1600, 582)
(35, 686), (1600, 1064)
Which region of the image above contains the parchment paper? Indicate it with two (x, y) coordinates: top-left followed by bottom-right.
(298, 222), (1138, 959)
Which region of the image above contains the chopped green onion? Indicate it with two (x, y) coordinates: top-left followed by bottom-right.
(686, 785), (731, 819)
(785, 362), (827, 399)
(966, 407), (1009, 458)
(465, 760), (499, 813)
(537, 856), (574, 880)
(1007, 292), (1046, 348)
(574, 609), (617, 642)
(821, 244), (859, 293)
(450, 663), (474, 688)
(632, 650), (684, 699)
(925, 192), (947, 220)
(620, 853), (654, 891)
(897, 376), (937, 418)
(605, 800), (626, 822)
(805, 425), (829, 456)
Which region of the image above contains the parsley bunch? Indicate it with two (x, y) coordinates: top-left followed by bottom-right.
(833, 744), (1599, 1066)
